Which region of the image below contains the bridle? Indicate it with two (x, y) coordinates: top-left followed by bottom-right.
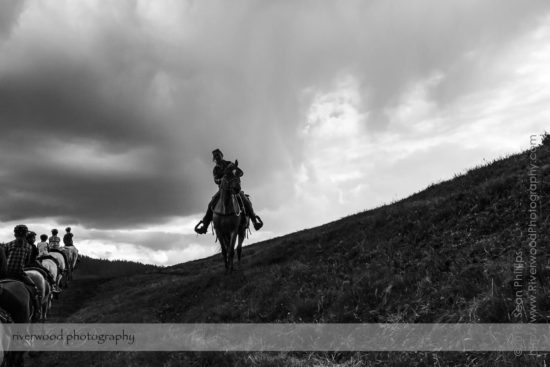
(220, 166), (241, 193)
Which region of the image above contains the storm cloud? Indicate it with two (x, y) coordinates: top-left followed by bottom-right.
(1, 0), (549, 263)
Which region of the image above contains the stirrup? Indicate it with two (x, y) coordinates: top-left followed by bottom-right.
(253, 216), (263, 231)
(194, 221), (209, 234)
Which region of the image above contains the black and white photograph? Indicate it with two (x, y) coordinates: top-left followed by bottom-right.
(0, 0), (549, 366)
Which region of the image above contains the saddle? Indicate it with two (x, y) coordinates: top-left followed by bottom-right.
(24, 267), (50, 283)
(37, 255), (60, 268)
(212, 192), (244, 216)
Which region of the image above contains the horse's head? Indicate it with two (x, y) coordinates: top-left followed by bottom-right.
(220, 162), (242, 194)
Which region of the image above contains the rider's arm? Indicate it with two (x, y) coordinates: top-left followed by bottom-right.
(26, 245), (35, 266)
(213, 165), (224, 185)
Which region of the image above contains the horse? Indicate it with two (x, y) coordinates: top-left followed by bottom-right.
(0, 248), (31, 367)
(23, 269), (51, 322)
(45, 251), (67, 288)
(0, 247), (32, 367)
(0, 280), (30, 367)
(36, 256), (61, 298)
(212, 162), (249, 273)
(60, 246), (78, 280)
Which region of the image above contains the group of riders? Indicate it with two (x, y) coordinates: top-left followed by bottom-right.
(0, 225), (78, 323)
(194, 149), (264, 234)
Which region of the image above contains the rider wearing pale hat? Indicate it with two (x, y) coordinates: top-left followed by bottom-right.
(195, 149), (263, 234)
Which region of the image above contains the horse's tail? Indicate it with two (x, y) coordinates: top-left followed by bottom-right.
(71, 247), (79, 269)
(24, 270), (46, 301)
(63, 246), (79, 278)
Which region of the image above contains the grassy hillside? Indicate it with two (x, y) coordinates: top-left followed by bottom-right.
(33, 137), (549, 366)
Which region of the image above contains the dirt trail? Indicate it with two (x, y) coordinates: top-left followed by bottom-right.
(45, 276), (111, 322)
(25, 276), (111, 367)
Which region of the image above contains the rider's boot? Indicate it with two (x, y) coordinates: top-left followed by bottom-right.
(44, 270), (61, 293)
(240, 192), (263, 230)
(47, 275), (61, 292)
(195, 209), (213, 234)
(252, 216), (263, 231)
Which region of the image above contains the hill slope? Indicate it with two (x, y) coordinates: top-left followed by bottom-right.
(34, 138), (550, 366)
(76, 255), (160, 278)
(36, 256), (159, 323)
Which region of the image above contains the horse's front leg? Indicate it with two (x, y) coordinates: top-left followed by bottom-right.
(228, 232), (239, 273)
(221, 243), (228, 270)
(236, 234), (244, 270)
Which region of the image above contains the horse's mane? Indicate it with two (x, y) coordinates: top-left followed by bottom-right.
(222, 162), (242, 185)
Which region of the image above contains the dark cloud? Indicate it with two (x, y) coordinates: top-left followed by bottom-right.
(0, 136), (200, 227)
(0, 0), (548, 229)
(0, 65), (157, 146)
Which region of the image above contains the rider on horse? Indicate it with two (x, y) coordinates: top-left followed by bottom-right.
(37, 234), (49, 256)
(48, 228), (61, 250)
(27, 231), (61, 293)
(195, 149), (264, 234)
(3, 224), (42, 321)
(63, 227), (74, 246)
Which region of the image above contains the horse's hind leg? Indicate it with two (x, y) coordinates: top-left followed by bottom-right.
(42, 294), (51, 322)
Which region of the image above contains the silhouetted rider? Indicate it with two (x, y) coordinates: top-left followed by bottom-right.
(63, 227), (74, 246)
(195, 149), (263, 234)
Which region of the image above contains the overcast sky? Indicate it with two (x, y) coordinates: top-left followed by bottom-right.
(1, 0), (549, 265)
